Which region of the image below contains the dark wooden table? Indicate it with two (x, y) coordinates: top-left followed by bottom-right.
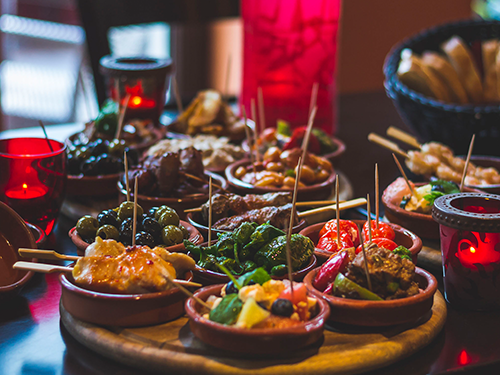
(2, 91), (500, 375)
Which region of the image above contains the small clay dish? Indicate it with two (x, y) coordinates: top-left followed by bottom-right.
(26, 222), (46, 247)
(117, 171), (228, 220)
(185, 210), (308, 238)
(382, 179), (480, 240)
(69, 220), (203, 256)
(189, 241), (318, 285)
(60, 271), (194, 327)
(304, 266), (437, 327)
(185, 283), (330, 354)
(0, 202), (37, 297)
(465, 155), (500, 195)
(225, 159), (336, 201)
(299, 219), (422, 264)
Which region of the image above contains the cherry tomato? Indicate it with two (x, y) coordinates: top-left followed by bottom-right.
(316, 231), (353, 253)
(362, 221), (395, 241)
(319, 219), (359, 245)
(279, 283), (309, 320)
(313, 251), (350, 292)
(356, 237), (398, 254)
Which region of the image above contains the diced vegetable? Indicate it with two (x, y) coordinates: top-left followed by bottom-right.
(333, 273), (383, 301)
(235, 297), (270, 328)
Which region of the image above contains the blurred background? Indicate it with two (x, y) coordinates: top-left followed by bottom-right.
(0, 0), (483, 130)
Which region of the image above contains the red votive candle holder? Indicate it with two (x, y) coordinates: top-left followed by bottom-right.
(99, 56), (173, 125)
(433, 193), (500, 310)
(0, 138), (67, 235)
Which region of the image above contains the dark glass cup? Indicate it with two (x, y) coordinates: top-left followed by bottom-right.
(0, 138), (67, 235)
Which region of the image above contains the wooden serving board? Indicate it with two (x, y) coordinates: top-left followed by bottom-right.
(60, 291), (447, 375)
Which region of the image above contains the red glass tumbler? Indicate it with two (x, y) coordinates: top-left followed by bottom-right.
(433, 192), (500, 310)
(100, 56), (173, 125)
(241, 0), (342, 134)
(0, 138), (67, 235)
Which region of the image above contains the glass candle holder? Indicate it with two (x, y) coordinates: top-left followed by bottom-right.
(0, 138), (67, 235)
(433, 192), (500, 310)
(241, 0), (342, 134)
(99, 56), (173, 125)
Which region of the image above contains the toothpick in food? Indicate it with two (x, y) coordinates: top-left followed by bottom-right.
(375, 163), (379, 230)
(392, 153), (415, 196)
(207, 176), (213, 246)
(132, 176), (138, 246)
(460, 134), (476, 192)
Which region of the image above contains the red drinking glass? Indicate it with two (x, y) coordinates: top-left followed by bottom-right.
(100, 56), (173, 125)
(241, 0), (342, 134)
(0, 138), (67, 235)
(433, 193), (500, 310)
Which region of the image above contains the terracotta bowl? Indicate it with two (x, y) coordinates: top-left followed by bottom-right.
(299, 219), (422, 265)
(185, 211), (308, 238)
(117, 171), (228, 220)
(69, 220), (203, 256)
(0, 202), (37, 297)
(185, 283), (330, 354)
(304, 266), (437, 327)
(382, 180), (480, 240)
(188, 241), (318, 285)
(60, 271), (194, 327)
(66, 128), (164, 197)
(242, 136), (346, 165)
(225, 159), (336, 202)
(26, 222), (46, 247)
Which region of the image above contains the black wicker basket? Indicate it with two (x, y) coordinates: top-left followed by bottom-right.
(384, 19), (500, 156)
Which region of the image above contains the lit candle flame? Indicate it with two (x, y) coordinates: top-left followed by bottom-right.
(131, 96), (142, 106)
(470, 246), (476, 254)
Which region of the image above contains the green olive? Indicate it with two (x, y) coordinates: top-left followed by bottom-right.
(154, 205), (174, 221)
(159, 210), (180, 227)
(118, 201), (143, 221)
(96, 225), (120, 240)
(179, 225), (189, 239)
(76, 215), (99, 239)
(161, 225), (184, 246)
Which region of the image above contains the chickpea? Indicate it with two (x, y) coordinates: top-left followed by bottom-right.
(265, 161), (285, 172)
(283, 176), (296, 187)
(235, 166), (247, 179)
(259, 171), (284, 186)
(315, 168), (331, 183)
(315, 155), (333, 171)
(264, 146), (281, 162)
(255, 176), (279, 187)
(296, 165), (315, 185)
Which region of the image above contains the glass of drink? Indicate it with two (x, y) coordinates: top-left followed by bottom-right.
(241, 0), (342, 134)
(0, 138), (67, 235)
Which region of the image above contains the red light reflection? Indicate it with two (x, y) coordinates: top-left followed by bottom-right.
(29, 273), (61, 323)
(458, 349), (471, 366)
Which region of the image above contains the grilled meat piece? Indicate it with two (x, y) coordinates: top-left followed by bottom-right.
(212, 203), (299, 231)
(179, 147), (204, 179)
(343, 245), (419, 300)
(156, 152), (180, 195)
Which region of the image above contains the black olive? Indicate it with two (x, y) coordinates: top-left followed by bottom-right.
(80, 156), (98, 176)
(67, 153), (81, 175)
(97, 210), (120, 228)
(142, 217), (162, 240)
(271, 299), (294, 317)
(135, 231), (155, 247)
(148, 207), (159, 218)
(431, 184), (445, 193)
(119, 218), (134, 245)
(400, 196), (410, 209)
(225, 280), (238, 295)
(90, 138), (109, 156)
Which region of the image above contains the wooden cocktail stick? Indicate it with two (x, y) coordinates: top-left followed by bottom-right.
(368, 133), (409, 158)
(12, 260), (201, 287)
(19, 248), (80, 261)
(336, 175), (340, 247)
(182, 172), (228, 193)
(224, 54), (232, 100)
(124, 150), (130, 202)
(460, 134), (476, 192)
(309, 82), (319, 119)
(208, 176), (213, 246)
(39, 120), (54, 152)
(183, 199), (349, 213)
(357, 229), (373, 292)
(132, 176), (138, 246)
(375, 163), (379, 230)
(172, 76), (183, 113)
(300, 106), (318, 167)
(297, 197), (367, 218)
(392, 153), (415, 196)
(165, 273), (211, 310)
(251, 98), (260, 162)
(257, 87), (266, 131)
(242, 105), (257, 183)
(386, 126), (422, 149)
(366, 194), (372, 244)
(79, 65), (94, 121)
(115, 94), (131, 140)
(286, 156), (303, 298)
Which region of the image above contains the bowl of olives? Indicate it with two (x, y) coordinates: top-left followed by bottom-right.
(66, 137), (139, 197)
(69, 202), (204, 256)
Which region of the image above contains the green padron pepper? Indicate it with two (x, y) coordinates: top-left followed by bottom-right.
(219, 258), (242, 275)
(243, 223), (285, 254)
(216, 233), (235, 258)
(270, 264), (288, 277)
(241, 260), (257, 274)
(254, 234), (314, 273)
(232, 222), (257, 246)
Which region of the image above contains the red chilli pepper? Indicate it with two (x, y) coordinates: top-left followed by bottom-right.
(313, 251), (350, 292)
(363, 221), (395, 241)
(356, 237), (398, 254)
